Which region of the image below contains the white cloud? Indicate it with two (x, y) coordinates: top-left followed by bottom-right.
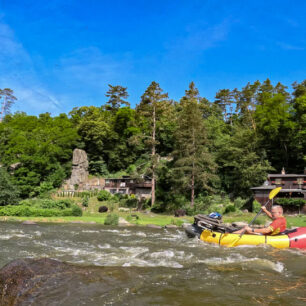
(0, 20), (61, 115)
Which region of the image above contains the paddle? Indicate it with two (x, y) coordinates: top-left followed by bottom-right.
(239, 187), (282, 238)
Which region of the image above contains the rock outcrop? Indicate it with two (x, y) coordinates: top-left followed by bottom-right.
(65, 148), (89, 190)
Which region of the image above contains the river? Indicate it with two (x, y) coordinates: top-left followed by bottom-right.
(0, 222), (305, 305)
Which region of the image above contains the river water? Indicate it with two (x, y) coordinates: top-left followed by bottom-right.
(0, 222), (305, 305)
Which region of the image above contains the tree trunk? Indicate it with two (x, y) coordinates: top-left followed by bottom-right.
(191, 129), (195, 207)
(0, 96), (6, 122)
(151, 104), (156, 206)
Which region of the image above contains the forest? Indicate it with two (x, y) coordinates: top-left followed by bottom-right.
(0, 79), (305, 213)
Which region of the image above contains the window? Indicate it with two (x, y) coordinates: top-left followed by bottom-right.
(118, 189), (127, 194)
(120, 182), (126, 187)
(275, 178), (282, 185)
(297, 178), (303, 185)
(105, 179), (110, 184)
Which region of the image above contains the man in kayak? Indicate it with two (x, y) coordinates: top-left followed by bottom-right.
(234, 205), (287, 235)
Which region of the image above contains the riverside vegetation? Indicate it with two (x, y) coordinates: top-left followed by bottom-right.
(0, 80), (305, 221)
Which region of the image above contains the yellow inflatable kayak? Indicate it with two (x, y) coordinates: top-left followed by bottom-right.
(185, 215), (306, 249)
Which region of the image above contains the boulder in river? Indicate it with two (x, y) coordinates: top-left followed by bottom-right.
(0, 258), (140, 305)
(22, 220), (37, 225)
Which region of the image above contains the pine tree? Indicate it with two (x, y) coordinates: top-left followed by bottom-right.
(105, 85), (130, 111)
(0, 88), (17, 122)
(173, 82), (217, 207)
(137, 81), (169, 206)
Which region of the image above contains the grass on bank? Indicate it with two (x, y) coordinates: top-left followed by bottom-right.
(0, 196), (305, 227)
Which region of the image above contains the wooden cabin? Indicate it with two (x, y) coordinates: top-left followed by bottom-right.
(104, 176), (152, 199)
(251, 169), (306, 213)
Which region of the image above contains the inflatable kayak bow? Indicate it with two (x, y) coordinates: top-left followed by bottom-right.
(185, 214), (306, 249)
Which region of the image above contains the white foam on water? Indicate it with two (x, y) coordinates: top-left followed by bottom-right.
(119, 246), (149, 257)
(82, 230), (100, 233)
(135, 231), (147, 237)
(199, 255), (285, 273)
(0, 233), (33, 240)
(150, 250), (175, 259)
(97, 243), (111, 249)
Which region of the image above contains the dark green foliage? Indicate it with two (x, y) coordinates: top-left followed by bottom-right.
(1, 79), (305, 213)
(104, 213), (119, 225)
(274, 198), (306, 207)
(0, 112), (79, 198)
(97, 190), (112, 201)
(82, 196), (89, 207)
(0, 167), (20, 205)
(120, 195), (138, 208)
(224, 204), (236, 214)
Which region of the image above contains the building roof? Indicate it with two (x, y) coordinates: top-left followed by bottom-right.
(268, 174), (306, 178)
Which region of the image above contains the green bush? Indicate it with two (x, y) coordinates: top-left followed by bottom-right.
(71, 205), (82, 216)
(82, 196), (89, 207)
(274, 198), (306, 207)
(104, 213), (119, 225)
(234, 197), (246, 210)
(252, 200), (261, 213)
(0, 205), (83, 217)
(120, 195), (138, 208)
(224, 204), (236, 214)
(97, 190), (112, 201)
(19, 199), (73, 210)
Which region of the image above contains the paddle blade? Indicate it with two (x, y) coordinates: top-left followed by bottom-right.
(269, 187), (282, 200)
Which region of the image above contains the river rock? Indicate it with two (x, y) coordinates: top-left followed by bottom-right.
(146, 224), (162, 229)
(0, 258), (140, 305)
(118, 217), (133, 226)
(181, 223), (192, 229)
(165, 224), (178, 229)
(118, 207), (130, 212)
(22, 220), (37, 225)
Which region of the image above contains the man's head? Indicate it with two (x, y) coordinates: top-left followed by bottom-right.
(271, 205), (283, 219)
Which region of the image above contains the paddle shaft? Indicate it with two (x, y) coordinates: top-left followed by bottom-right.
(239, 197), (271, 237)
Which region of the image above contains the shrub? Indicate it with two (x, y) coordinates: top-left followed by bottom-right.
(252, 200), (261, 213)
(0, 205), (82, 217)
(274, 198), (306, 208)
(82, 196), (89, 207)
(19, 199), (73, 210)
(224, 204), (236, 214)
(120, 195), (138, 208)
(97, 190), (112, 201)
(98, 206), (108, 213)
(104, 213), (119, 225)
(234, 197), (246, 210)
(71, 205), (82, 216)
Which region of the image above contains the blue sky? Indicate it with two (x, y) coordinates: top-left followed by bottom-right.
(0, 0), (305, 115)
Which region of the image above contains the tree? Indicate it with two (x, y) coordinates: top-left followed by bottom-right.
(0, 167), (20, 205)
(254, 80), (294, 170)
(214, 89), (235, 125)
(217, 124), (272, 197)
(289, 80), (306, 171)
(137, 81), (169, 206)
(173, 82), (217, 207)
(105, 84), (130, 111)
(0, 112), (80, 197)
(0, 88), (17, 122)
